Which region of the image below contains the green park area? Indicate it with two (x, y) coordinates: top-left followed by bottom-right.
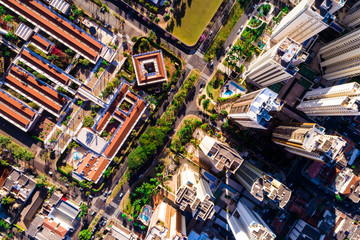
(170, 0), (222, 45)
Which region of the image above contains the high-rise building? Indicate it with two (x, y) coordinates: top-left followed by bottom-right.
(272, 123), (347, 162)
(342, 2), (360, 29)
(234, 161), (292, 209)
(245, 37), (308, 87)
(199, 135), (243, 173)
(318, 29), (360, 81)
(175, 168), (215, 221)
(228, 201), (276, 240)
(145, 201), (187, 240)
(297, 82), (360, 116)
(216, 88), (283, 129)
(271, 0), (338, 44)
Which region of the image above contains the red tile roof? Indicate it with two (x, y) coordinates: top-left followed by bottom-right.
(43, 218), (67, 238)
(75, 154), (109, 182)
(132, 51), (167, 85)
(6, 67), (64, 114)
(104, 99), (146, 158)
(114, 109), (126, 120)
(96, 84), (129, 132)
(2, 0), (101, 61)
(0, 90), (35, 119)
(31, 33), (53, 51)
(0, 101), (30, 128)
(21, 49), (69, 85)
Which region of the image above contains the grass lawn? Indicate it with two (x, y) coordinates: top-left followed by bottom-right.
(171, 0), (223, 45)
(206, 70), (227, 101)
(60, 164), (74, 175)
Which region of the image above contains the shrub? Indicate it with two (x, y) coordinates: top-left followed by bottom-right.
(164, 0), (170, 7)
(202, 99), (210, 110)
(164, 14), (170, 21)
(83, 116), (94, 127)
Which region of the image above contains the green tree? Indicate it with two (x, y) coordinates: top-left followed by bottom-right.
(155, 17), (160, 23)
(0, 6), (6, 16)
(83, 116), (94, 127)
(148, 30), (157, 41)
(36, 174), (48, 187)
(127, 146), (147, 171)
(210, 114), (218, 121)
(103, 167), (112, 178)
(79, 229), (91, 240)
(164, 14), (170, 21)
(164, 0), (170, 7)
(3, 15), (13, 22)
(1, 196), (15, 206)
(79, 203), (88, 218)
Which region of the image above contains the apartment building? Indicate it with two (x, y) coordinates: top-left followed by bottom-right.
(297, 82), (360, 116)
(228, 201), (276, 240)
(245, 37), (308, 86)
(175, 168), (215, 221)
(272, 123), (347, 162)
(271, 0), (339, 44)
(199, 136), (244, 173)
(145, 201), (187, 240)
(217, 88), (283, 129)
(342, 1), (360, 29)
(318, 28), (360, 81)
(235, 161), (291, 209)
(288, 219), (321, 240)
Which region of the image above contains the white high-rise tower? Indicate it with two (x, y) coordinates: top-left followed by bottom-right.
(271, 0), (339, 44)
(319, 29), (360, 81)
(297, 82), (360, 116)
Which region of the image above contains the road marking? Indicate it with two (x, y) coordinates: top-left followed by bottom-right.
(186, 64), (194, 70)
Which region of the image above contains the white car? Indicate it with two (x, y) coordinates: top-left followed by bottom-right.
(225, 47), (230, 52)
(237, 26), (243, 34)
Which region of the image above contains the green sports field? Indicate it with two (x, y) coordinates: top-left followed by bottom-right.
(171, 0), (223, 45)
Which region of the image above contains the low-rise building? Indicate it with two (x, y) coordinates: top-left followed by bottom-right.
(288, 219), (321, 240)
(132, 50), (168, 86)
(0, 169), (36, 223)
(72, 153), (110, 184)
(27, 194), (80, 240)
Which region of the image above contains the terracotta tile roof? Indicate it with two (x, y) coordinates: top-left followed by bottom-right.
(126, 92), (137, 102)
(132, 51), (167, 85)
(87, 157), (109, 182)
(0, 101), (30, 128)
(96, 84), (129, 132)
(54, 225), (67, 237)
(5, 71), (62, 114)
(1, 0), (101, 61)
(114, 109), (126, 120)
(42, 218), (58, 233)
(21, 49), (69, 85)
(104, 99), (146, 158)
(31, 33), (53, 51)
(75, 154), (109, 182)
(10, 66), (67, 105)
(0, 90), (35, 119)
(343, 175), (360, 197)
(43, 218), (67, 238)
(76, 154), (98, 176)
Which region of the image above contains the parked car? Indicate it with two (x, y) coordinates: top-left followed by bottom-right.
(119, 193), (124, 199)
(91, 211), (97, 216)
(237, 26), (243, 34)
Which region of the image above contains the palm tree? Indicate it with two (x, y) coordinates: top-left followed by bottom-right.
(0, 6), (6, 16)
(3, 14), (14, 23)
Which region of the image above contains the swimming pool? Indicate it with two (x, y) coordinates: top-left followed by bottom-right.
(141, 215), (149, 221)
(223, 88), (234, 97)
(230, 81), (246, 92)
(204, 171), (216, 182)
